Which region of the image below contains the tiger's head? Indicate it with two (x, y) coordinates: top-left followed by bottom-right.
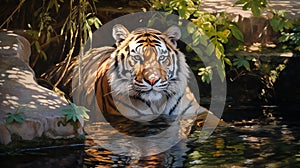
(108, 24), (189, 103)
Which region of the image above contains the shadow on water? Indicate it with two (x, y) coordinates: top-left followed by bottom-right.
(0, 106), (299, 167)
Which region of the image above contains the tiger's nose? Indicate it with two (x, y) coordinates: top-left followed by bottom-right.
(144, 76), (159, 85)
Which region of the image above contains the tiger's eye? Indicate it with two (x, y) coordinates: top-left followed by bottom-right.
(132, 55), (141, 61)
(159, 55), (167, 62)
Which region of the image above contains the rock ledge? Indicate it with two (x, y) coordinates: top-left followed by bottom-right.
(0, 31), (83, 147)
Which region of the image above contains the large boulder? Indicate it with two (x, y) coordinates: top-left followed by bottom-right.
(0, 31), (83, 146)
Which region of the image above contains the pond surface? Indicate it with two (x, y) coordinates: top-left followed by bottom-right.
(0, 106), (299, 167)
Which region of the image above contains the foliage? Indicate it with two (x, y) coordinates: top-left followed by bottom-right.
(0, 0), (101, 78)
(6, 113), (26, 124)
(150, 0), (297, 97)
(235, 0), (298, 52)
(198, 66), (212, 84)
(259, 63), (286, 102)
(234, 0), (267, 17)
(6, 105), (27, 124)
(233, 56), (253, 71)
(227, 55), (287, 102)
(279, 22), (300, 52)
(60, 103), (90, 127)
(235, 0), (293, 32)
(269, 10), (293, 32)
(229, 0), (298, 101)
(149, 0), (244, 83)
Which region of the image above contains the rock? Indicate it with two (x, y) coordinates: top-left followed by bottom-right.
(0, 31), (83, 146)
(0, 123), (11, 145)
(0, 31), (31, 63)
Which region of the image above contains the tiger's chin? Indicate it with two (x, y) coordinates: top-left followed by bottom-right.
(140, 91), (163, 102)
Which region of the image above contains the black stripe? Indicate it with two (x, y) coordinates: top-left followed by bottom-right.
(136, 34), (144, 39)
(130, 95), (151, 107)
(151, 39), (161, 44)
(137, 39), (147, 43)
(106, 93), (119, 112)
(114, 52), (119, 69)
(151, 35), (161, 41)
(95, 77), (107, 113)
(181, 101), (193, 115)
(96, 73), (119, 114)
(155, 43), (161, 47)
(175, 52), (180, 78)
(136, 43), (143, 48)
(168, 95), (183, 115)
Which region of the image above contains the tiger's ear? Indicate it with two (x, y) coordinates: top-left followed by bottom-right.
(112, 24), (129, 45)
(164, 25), (181, 46)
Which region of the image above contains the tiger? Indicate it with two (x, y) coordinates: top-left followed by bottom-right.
(43, 24), (223, 136)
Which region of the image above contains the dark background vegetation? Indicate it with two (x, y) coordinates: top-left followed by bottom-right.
(1, 0), (300, 106)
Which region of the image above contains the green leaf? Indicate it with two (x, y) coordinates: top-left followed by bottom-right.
(199, 34), (208, 46)
(187, 22), (196, 34)
(60, 103), (90, 126)
(207, 43), (215, 56)
(279, 32), (290, 42)
(94, 18), (102, 29)
(216, 64), (226, 82)
(6, 113), (26, 124)
(215, 42), (224, 58)
(61, 109), (73, 114)
(72, 114), (77, 122)
(269, 17), (282, 32)
(6, 117), (14, 124)
(233, 56), (251, 71)
(178, 7), (185, 18)
(192, 47), (203, 58)
(251, 3), (261, 17)
(224, 57), (232, 66)
(198, 66), (213, 84)
(192, 31), (201, 46)
(66, 114), (73, 122)
(217, 29), (230, 43)
(229, 24), (244, 42)
(70, 103), (76, 109)
(15, 114), (25, 124)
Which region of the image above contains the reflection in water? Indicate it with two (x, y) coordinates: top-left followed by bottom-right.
(84, 112), (195, 158)
(185, 107), (300, 167)
(84, 107), (300, 167)
(84, 138), (190, 167)
(84, 113), (193, 167)
(0, 107), (299, 167)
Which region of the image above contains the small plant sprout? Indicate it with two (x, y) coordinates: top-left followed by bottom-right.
(61, 103), (90, 127)
(6, 105), (27, 124)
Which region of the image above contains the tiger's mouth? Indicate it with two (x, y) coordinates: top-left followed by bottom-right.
(130, 78), (169, 101)
(132, 79), (169, 92)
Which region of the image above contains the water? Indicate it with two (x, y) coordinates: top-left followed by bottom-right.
(0, 106), (299, 167)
